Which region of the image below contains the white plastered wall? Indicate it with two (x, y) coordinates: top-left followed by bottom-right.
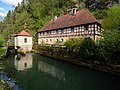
(14, 36), (33, 51)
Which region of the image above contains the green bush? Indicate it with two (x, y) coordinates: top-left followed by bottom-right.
(78, 37), (97, 60)
(64, 38), (83, 58)
(98, 30), (120, 64)
(0, 37), (4, 47)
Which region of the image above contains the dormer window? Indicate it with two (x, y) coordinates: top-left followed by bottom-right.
(73, 8), (77, 15)
(70, 5), (78, 15)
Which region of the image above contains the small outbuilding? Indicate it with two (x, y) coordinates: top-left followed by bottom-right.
(14, 30), (33, 52)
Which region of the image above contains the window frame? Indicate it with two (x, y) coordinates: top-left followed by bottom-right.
(24, 38), (27, 43)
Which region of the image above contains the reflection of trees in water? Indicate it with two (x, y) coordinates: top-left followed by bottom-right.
(4, 56), (15, 78)
(38, 61), (65, 81)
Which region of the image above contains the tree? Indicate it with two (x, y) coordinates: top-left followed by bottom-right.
(103, 5), (120, 30)
(99, 5), (120, 63)
(64, 38), (83, 58)
(78, 37), (96, 60)
(98, 30), (120, 64)
(0, 36), (4, 47)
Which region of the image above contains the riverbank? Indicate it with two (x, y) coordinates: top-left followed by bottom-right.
(0, 80), (10, 90)
(0, 47), (6, 56)
(0, 47), (10, 90)
(36, 47), (120, 76)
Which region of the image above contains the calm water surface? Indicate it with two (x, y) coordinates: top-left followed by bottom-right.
(4, 53), (120, 90)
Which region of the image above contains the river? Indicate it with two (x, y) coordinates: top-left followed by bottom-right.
(4, 53), (120, 90)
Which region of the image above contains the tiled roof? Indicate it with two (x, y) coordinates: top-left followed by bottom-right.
(38, 8), (100, 32)
(15, 30), (32, 37)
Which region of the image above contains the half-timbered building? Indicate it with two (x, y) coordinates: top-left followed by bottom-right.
(38, 8), (103, 45)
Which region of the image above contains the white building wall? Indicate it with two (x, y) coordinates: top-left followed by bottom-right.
(14, 37), (18, 49)
(14, 36), (33, 51)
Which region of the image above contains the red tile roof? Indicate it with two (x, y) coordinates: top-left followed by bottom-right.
(38, 9), (100, 32)
(15, 30), (32, 37)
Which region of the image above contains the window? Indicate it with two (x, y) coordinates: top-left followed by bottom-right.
(56, 39), (59, 42)
(24, 38), (27, 43)
(50, 39), (52, 42)
(49, 31), (51, 35)
(56, 30), (58, 34)
(42, 39), (44, 43)
(61, 38), (64, 42)
(71, 27), (74, 32)
(61, 29), (64, 34)
(24, 63), (27, 67)
(84, 25), (88, 30)
(46, 39), (48, 42)
(39, 33), (41, 36)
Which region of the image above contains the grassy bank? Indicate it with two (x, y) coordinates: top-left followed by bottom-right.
(0, 47), (8, 89)
(0, 47), (6, 56)
(0, 80), (10, 90)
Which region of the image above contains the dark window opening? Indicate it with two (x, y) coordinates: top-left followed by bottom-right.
(50, 39), (52, 42)
(71, 27), (74, 32)
(56, 30), (58, 34)
(56, 39), (59, 42)
(24, 63), (27, 67)
(24, 38), (27, 43)
(61, 29), (64, 34)
(84, 25), (88, 30)
(61, 39), (64, 42)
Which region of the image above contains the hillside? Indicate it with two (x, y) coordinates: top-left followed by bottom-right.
(0, 0), (119, 44)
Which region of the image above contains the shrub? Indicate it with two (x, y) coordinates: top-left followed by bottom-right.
(78, 37), (96, 60)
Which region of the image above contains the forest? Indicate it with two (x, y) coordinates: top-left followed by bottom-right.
(0, 0), (119, 44)
(0, 0), (120, 62)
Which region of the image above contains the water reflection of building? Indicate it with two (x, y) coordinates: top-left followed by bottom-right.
(38, 61), (65, 81)
(14, 54), (33, 71)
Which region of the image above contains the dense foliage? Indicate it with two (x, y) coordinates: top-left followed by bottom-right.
(0, 36), (4, 47)
(0, 0), (120, 64)
(0, 0), (79, 43)
(0, 0), (118, 44)
(103, 5), (120, 30)
(64, 37), (97, 60)
(63, 5), (120, 64)
(98, 30), (120, 63)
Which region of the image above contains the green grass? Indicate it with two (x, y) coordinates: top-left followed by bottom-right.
(0, 80), (10, 90)
(0, 47), (6, 56)
(0, 47), (8, 89)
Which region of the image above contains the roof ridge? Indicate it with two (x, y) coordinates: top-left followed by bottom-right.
(15, 30), (32, 37)
(38, 9), (99, 32)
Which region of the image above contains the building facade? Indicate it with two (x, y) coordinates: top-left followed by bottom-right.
(14, 30), (33, 51)
(38, 9), (103, 45)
